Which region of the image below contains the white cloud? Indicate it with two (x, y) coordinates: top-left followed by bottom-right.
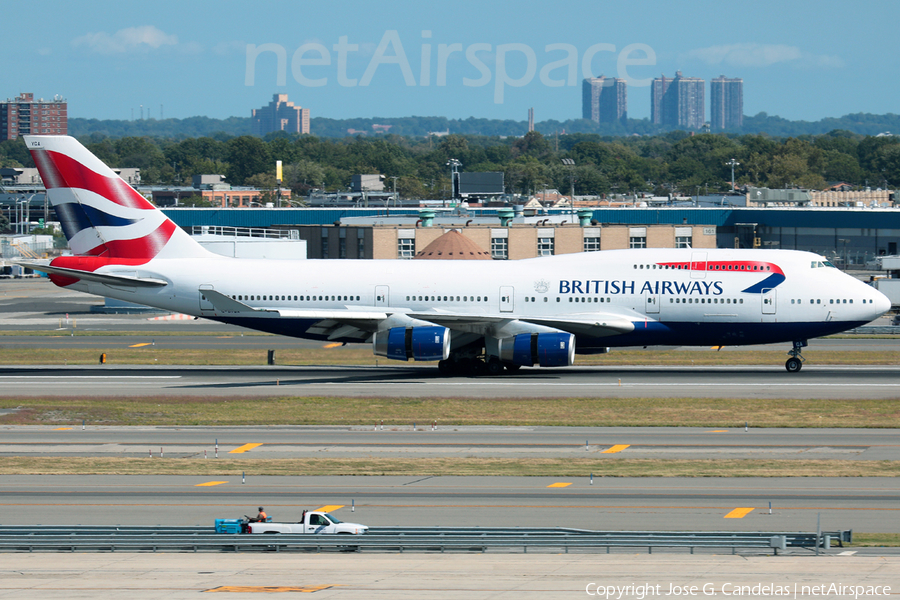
(682, 43), (843, 69)
(72, 25), (178, 54)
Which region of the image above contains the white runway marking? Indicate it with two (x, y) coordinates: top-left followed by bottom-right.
(0, 376), (181, 380)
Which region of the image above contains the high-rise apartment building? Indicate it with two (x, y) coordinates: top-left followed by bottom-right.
(251, 94), (310, 136)
(651, 72), (705, 129)
(0, 93), (68, 140)
(710, 76), (743, 130)
(582, 76), (627, 124)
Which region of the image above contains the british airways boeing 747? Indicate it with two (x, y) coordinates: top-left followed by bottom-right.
(19, 136), (891, 374)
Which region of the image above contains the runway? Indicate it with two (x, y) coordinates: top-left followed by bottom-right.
(2, 474), (897, 533)
(1, 363), (899, 399)
(2, 425), (899, 460)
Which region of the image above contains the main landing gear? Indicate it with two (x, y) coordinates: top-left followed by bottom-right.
(437, 353), (521, 377)
(785, 340), (808, 373)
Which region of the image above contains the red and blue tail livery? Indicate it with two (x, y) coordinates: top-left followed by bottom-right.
(18, 135), (891, 374)
(26, 136), (207, 262)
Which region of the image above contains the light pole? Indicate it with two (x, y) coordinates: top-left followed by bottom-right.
(561, 158), (576, 219)
(726, 159), (740, 192)
(446, 159), (461, 202)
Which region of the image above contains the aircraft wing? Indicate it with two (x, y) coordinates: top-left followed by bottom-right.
(15, 262), (168, 288)
(518, 315), (635, 338)
(408, 312), (636, 338)
(201, 289), (388, 341)
(203, 289), (637, 343)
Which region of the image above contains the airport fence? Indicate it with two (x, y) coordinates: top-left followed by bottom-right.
(0, 525), (851, 554)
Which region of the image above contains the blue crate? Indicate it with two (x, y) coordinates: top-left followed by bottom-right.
(215, 518), (242, 534)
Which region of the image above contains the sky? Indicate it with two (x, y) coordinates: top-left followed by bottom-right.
(4, 0), (898, 124)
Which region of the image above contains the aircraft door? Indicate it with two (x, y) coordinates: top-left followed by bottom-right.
(762, 288), (776, 314)
(199, 284), (215, 312)
(375, 285), (390, 307)
(499, 286), (514, 313)
(690, 251), (708, 279)
(645, 294), (660, 314)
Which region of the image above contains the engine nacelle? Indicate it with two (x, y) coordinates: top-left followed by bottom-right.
(498, 332), (575, 367)
(373, 326), (450, 361)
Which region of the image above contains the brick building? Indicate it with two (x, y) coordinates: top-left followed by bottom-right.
(1, 93), (68, 140)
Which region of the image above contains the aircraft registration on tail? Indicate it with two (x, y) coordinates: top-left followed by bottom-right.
(19, 135), (891, 374)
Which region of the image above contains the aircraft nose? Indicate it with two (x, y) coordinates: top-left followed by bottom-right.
(873, 289), (892, 316)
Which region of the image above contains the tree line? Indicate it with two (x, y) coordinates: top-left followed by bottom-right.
(2, 129), (898, 200)
(64, 112), (900, 140)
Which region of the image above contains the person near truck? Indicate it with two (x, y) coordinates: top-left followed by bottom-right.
(249, 507), (267, 522)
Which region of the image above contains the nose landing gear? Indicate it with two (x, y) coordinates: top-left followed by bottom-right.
(785, 340), (807, 373)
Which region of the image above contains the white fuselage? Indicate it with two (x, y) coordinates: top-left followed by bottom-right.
(61, 247), (889, 350)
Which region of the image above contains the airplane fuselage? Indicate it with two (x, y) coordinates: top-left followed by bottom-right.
(57, 247), (886, 352)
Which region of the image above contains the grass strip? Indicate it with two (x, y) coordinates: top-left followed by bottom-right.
(1, 457), (898, 477)
(2, 396), (899, 428)
(849, 533), (900, 547)
(1, 347), (899, 366)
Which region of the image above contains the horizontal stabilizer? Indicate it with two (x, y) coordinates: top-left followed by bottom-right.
(15, 262), (168, 288)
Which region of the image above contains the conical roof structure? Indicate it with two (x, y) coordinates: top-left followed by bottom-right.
(413, 229), (492, 260)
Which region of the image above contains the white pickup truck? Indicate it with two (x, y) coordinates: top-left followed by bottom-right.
(244, 511), (368, 535)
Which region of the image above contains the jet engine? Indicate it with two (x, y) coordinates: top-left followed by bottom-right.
(373, 326), (450, 361)
(498, 332), (575, 367)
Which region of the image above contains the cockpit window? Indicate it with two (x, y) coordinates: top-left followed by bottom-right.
(822, 261), (836, 268)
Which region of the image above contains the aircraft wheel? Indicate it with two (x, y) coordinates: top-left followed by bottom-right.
(467, 358), (486, 377)
(438, 359), (454, 376)
(486, 358), (504, 376)
(785, 357), (802, 373)
(503, 363), (521, 373)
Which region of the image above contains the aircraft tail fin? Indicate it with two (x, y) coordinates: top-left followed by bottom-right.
(24, 135), (209, 262)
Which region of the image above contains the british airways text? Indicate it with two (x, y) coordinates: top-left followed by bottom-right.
(558, 280), (725, 295)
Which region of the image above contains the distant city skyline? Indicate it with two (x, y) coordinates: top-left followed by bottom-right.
(3, 0), (896, 124)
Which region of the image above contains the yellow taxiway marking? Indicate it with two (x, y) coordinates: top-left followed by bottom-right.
(229, 443), (263, 454)
(53, 427), (72, 431)
(315, 505), (344, 513)
(601, 444), (630, 454)
(129, 342), (153, 348)
(708, 430), (729, 433)
(546, 482), (572, 488)
(195, 481), (228, 487)
(205, 585), (335, 593)
(724, 507), (755, 519)
(711, 345), (725, 350)
(323, 342), (342, 349)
